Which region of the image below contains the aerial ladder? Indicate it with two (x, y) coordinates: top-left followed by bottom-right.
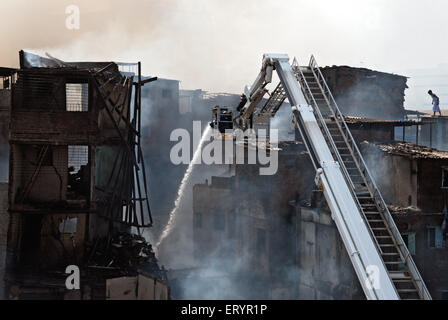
(225, 54), (431, 300)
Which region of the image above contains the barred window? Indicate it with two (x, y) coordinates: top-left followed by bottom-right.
(66, 83), (88, 111)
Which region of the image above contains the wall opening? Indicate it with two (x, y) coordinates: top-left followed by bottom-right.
(67, 146), (89, 200)
(19, 214), (43, 268)
(427, 226), (443, 249)
(59, 217), (78, 234)
(442, 167), (448, 189)
(66, 83), (88, 112)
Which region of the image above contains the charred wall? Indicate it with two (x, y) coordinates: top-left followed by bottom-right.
(0, 182), (8, 299)
(188, 143), (355, 299)
(321, 66), (407, 120)
(417, 158), (448, 213)
(361, 142), (448, 213)
(0, 90), (9, 181)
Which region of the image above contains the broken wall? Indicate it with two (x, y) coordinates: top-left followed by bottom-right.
(10, 145), (69, 204)
(321, 66), (407, 120)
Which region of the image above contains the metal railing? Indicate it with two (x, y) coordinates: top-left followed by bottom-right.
(292, 58), (385, 261)
(306, 55), (431, 300)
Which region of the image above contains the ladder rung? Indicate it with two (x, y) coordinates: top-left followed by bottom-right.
(389, 271), (409, 278)
(385, 261), (405, 264)
(372, 228), (388, 231)
(389, 271), (412, 281)
(382, 253), (399, 256)
(397, 289), (418, 293)
(368, 220), (384, 223)
(392, 279), (413, 283)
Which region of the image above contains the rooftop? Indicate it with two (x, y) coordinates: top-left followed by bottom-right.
(417, 110), (448, 117)
(0, 67), (18, 77)
(322, 65), (408, 80)
(345, 116), (417, 126)
(365, 141), (448, 160)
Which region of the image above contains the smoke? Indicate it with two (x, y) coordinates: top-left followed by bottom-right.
(359, 141), (420, 210)
(162, 145), (299, 299)
(332, 76), (406, 120)
(0, 0), (174, 67)
(269, 102), (295, 141)
(173, 244), (253, 300)
(3, 1), (448, 93)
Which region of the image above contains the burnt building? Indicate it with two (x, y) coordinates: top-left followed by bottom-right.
(189, 121), (448, 300)
(0, 68), (15, 181)
(188, 141), (364, 299)
(361, 141), (448, 299)
(2, 51), (166, 300)
(362, 141), (448, 212)
(321, 66), (408, 120)
(189, 142), (313, 299)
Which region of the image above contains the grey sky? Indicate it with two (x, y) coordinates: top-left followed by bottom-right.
(2, 0), (447, 109)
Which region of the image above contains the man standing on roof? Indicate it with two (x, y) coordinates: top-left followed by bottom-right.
(428, 90), (441, 117)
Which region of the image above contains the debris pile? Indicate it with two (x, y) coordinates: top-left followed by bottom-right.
(88, 233), (167, 282)
(376, 142), (448, 160)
